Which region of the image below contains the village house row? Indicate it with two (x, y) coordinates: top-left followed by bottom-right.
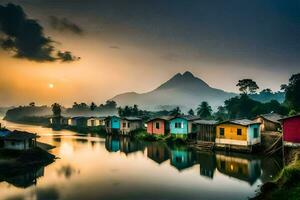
(49, 113), (300, 151)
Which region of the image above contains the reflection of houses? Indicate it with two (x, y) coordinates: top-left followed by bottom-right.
(253, 113), (282, 132)
(4, 166), (44, 188)
(169, 116), (200, 138)
(216, 153), (261, 185)
(146, 116), (172, 135)
(87, 117), (106, 127)
(196, 151), (216, 179)
(170, 146), (196, 171)
(105, 135), (120, 152)
(105, 116), (121, 133)
(0, 130), (38, 150)
(216, 119), (261, 149)
(120, 117), (143, 135)
(280, 114), (300, 147)
(119, 137), (144, 155)
(147, 143), (169, 164)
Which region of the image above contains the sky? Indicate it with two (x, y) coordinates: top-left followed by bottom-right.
(0, 0), (299, 106)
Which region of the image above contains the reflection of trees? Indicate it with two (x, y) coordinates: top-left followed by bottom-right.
(56, 164), (80, 179)
(216, 153), (261, 185)
(196, 151), (216, 179)
(147, 143), (169, 164)
(260, 156), (283, 183)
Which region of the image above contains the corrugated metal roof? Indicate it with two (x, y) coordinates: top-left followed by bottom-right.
(122, 117), (142, 121)
(1, 130), (38, 140)
(218, 119), (260, 126)
(255, 113), (283, 124)
(170, 115), (201, 121)
(146, 116), (173, 122)
(193, 120), (218, 125)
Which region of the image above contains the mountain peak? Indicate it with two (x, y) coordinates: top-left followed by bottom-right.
(156, 71), (210, 91)
(182, 71), (194, 78)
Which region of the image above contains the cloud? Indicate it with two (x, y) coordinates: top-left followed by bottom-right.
(0, 3), (79, 62)
(57, 51), (80, 62)
(49, 16), (83, 35)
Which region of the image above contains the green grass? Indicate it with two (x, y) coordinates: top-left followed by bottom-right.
(254, 155), (300, 200)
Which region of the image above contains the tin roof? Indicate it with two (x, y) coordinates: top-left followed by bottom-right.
(193, 120), (218, 125)
(122, 117), (142, 121)
(146, 116), (173, 122)
(279, 113), (300, 121)
(254, 113), (283, 124)
(219, 119), (260, 126)
(0, 130), (38, 140)
(170, 115), (201, 121)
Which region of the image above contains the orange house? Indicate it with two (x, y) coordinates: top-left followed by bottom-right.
(146, 116), (172, 135)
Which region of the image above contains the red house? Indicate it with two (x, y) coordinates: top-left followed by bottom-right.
(280, 114), (300, 146)
(146, 116), (172, 135)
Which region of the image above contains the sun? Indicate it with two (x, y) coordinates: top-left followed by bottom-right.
(48, 83), (54, 89)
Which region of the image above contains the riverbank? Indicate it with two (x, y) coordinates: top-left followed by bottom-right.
(252, 148), (300, 200)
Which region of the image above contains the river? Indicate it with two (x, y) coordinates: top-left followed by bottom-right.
(0, 119), (283, 200)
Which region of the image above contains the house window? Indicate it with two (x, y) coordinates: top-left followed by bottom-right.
(127, 122), (130, 128)
(220, 128), (225, 136)
(155, 122), (160, 129)
(175, 122), (182, 128)
(253, 127), (259, 138)
(237, 128), (242, 136)
(123, 123), (126, 128)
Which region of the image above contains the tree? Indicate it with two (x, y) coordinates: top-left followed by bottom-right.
(133, 104), (139, 115)
(214, 106), (228, 122)
(29, 102), (35, 107)
(283, 73), (300, 111)
(90, 102), (97, 111)
(170, 107), (181, 116)
(197, 102), (212, 119)
(260, 88), (272, 94)
(188, 109), (195, 116)
(51, 103), (61, 117)
(236, 79), (259, 94)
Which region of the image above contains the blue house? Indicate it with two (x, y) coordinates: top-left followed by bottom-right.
(169, 115), (200, 138)
(105, 116), (121, 133)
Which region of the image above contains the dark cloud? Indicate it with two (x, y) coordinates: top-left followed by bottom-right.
(49, 16), (83, 35)
(0, 3), (79, 62)
(57, 51), (80, 62)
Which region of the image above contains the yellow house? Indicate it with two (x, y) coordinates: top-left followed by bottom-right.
(216, 119), (261, 147)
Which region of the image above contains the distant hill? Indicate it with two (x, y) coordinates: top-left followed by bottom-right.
(110, 71), (237, 111)
(249, 92), (285, 103)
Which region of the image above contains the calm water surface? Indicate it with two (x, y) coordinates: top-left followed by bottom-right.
(0, 119), (283, 200)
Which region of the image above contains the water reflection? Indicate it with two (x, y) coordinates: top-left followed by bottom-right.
(197, 151), (216, 179)
(0, 119), (284, 200)
(147, 142), (169, 164)
(216, 153), (261, 185)
(0, 165), (45, 189)
(170, 145), (197, 171)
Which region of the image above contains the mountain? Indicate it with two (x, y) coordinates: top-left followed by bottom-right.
(110, 71), (237, 111)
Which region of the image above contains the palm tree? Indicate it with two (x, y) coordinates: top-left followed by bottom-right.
(196, 101), (212, 119)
